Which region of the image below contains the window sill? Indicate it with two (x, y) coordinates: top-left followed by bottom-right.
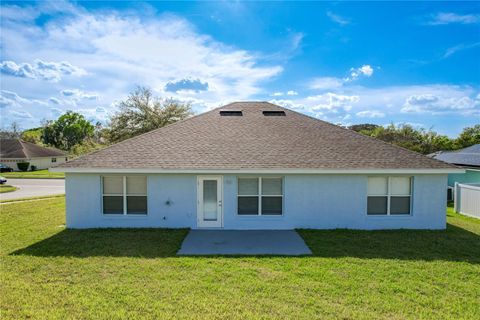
(236, 214), (284, 220)
(102, 214), (148, 219)
(365, 214), (413, 218)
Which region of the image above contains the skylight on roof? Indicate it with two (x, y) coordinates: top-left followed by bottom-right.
(262, 110), (286, 116)
(220, 110), (243, 116)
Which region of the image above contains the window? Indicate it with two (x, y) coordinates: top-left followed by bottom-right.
(51, 158), (57, 163)
(65, 157), (68, 161)
(238, 177), (283, 215)
(367, 177), (412, 215)
(102, 176), (147, 215)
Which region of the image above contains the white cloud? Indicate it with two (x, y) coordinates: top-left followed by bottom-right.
(356, 110), (385, 118)
(0, 90), (47, 108)
(359, 65), (374, 77)
(1, 90), (29, 108)
(308, 93), (359, 113)
(309, 77), (344, 90)
(0, 2), (284, 127)
(290, 32), (304, 52)
(326, 12), (351, 26)
(78, 107), (110, 123)
(270, 90), (297, 97)
(61, 89), (98, 100)
(401, 93), (479, 115)
(49, 97), (61, 104)
(165, 78), (209, 93)
(0, 59), (86, 82)
(310, 65), (375, 90)
(269, 99), (305, 111)
(271, 84), (479, 129)
(426, 12), (480, 25)
(443, 42), (480, 59)
(346, 65), (373, 82)
(50, 107), (64, 118)
(9, 109), (33, 119)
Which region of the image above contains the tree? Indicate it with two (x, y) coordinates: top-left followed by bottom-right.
(0, 122), (22, 139)
(21, 127), (43, 144)
(108, 87), (192, 142)
(42, 111), (95, 150)
(92, 121), (109, 144)
(454, 124), (480, 149)
(350, 123), (455, 154)
(348, 123), (380, 134)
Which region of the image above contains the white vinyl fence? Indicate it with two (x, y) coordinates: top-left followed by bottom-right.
(454, 183), (480, 219)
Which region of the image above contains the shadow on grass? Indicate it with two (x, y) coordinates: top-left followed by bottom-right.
(11, 224), (480, 262)
(11, 228), (189, 258)
(299, 223), (480, 263)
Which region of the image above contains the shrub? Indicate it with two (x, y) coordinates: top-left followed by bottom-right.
(30, 165), (37, 171)
(17, 162), (30, 172)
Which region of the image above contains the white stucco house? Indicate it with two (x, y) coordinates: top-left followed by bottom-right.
(52, 102), (462, 230)
(0, 139), (68, 171)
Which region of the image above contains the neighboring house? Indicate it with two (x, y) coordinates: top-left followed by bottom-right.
(52, 102), (461, 230)
(429, 144), (480, 200)
(0, 139), (68, 171)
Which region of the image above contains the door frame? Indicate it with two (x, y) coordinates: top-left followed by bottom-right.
(197, 175), (223, 228)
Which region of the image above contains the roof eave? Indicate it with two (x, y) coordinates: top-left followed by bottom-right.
(50, 167), (465, 174)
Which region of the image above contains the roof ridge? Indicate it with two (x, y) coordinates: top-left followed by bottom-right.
(18, 140), (30, 158)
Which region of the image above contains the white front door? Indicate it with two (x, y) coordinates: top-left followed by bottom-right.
(197, 176), (223, 228)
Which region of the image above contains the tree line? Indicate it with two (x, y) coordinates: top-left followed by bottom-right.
(1, 86), (478, 156)
(348, 123), (479, 154)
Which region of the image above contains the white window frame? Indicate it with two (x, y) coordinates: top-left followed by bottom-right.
(367, 176), (413, 216)
(101, 176), (148, 215)
(237, 177), (283, 216)
(51, 157), (57, 163)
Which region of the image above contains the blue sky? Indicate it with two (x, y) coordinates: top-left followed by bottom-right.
(1, 1), (479, 137)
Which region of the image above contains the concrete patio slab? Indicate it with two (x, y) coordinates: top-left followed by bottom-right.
(177, 230), (312, 256)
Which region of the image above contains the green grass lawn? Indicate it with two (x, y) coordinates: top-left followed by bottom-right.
(1, 169), (64, 179)
(0, 184), (17, 193)
(1, 199), (479, 319)
(0, 194), (65, 204)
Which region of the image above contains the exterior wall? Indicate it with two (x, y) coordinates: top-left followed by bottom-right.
(0, 156), (68, 170)
(66, 173), (196, 228)
(65, 173), (447, 230)
(448, 169), (480, 187)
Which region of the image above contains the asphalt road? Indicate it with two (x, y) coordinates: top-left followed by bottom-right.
(0, 179), (65, 200)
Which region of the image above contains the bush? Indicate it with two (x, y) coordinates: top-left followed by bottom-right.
(17, 162), (30, 172)
(30, 165), (37, 171)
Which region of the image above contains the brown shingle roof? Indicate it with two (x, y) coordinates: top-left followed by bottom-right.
(56, 102), (454, 170)
(0, 139), (66, 159)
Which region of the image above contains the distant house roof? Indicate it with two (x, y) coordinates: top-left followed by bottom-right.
(0, 139), (66, 159)
(431, 144), (480, 168)
(55, 102), (455, 172)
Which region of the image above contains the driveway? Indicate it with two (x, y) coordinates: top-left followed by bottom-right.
(0, 179), (65, 200)
(177, 230), (312, 256)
